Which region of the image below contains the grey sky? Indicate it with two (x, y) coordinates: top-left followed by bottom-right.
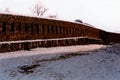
(0, 0), (120, 32)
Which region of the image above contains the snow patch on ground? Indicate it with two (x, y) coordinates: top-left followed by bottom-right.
(0, 44), (120, 80)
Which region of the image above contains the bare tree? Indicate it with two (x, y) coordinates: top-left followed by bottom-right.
(32, 2), (48, 16)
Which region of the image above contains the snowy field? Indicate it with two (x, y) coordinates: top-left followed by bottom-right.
(0, 44), (120, 80)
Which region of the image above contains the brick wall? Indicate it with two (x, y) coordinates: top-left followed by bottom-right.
(0, 37), (104, 53)
(0, 13), (120, 53)
(0, 13), (100, 41)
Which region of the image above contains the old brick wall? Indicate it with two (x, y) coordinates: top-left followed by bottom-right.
(103, 32), (120, 43)
(0, 13), (100, 41)
(0, 13), (120, 53)
(0, 38), (104, 53)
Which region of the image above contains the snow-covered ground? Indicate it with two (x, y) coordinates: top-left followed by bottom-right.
(0, 44), (120, 80)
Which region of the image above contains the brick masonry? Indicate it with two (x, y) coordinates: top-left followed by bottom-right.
(0, 38), (104, 53)
(0, 13), (120, 53)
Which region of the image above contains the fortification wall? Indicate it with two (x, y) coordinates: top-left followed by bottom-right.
(0, 13), (120, 53)
(0, 37), (104, 53)
(104, 32), (120, 43)
(0, 13), (100, 41)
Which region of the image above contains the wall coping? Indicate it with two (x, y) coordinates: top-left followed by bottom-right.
(0, 37), (101, 44)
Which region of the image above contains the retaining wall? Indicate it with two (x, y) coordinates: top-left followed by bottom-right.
(0, 38), (104, 53)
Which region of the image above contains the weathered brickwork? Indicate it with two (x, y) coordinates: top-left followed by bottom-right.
(0, 13), (101, 41)
(102, 32), (120, 43)
(0, 13), (120, 53)
(0, 38), (104, 53)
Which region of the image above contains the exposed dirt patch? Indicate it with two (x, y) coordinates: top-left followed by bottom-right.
(18, 52), (90, 74)
(18, 64), (40, 74)
(36, 52), (89, 63)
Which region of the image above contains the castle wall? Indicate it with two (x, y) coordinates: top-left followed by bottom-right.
(0, 13), (120, 53)
(0, 13), (100, 41)
(0, 37), (104, 53)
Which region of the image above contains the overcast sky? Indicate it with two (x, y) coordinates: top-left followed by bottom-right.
(0, 0), (120, 32)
